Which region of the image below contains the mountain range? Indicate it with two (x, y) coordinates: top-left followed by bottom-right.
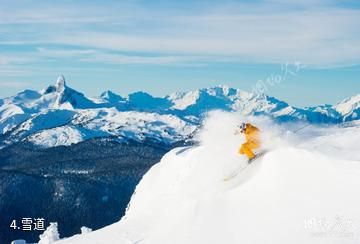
(1, 76), (359, 243)
(0, 75), (359, 149)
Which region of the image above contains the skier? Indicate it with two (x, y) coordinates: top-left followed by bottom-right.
(235, 122), (261, 161)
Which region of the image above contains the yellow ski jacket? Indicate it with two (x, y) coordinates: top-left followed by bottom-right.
(244, 123), (260, 145)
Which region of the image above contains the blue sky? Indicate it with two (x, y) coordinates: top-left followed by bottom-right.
(0, 0), (359, 107)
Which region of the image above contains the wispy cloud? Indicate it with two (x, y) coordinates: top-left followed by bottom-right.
(34, 47), (187, 65)
(78, 53), (202, 65)
(0, 55), (38, 65)
(50, 9), (360, 66)
(0, 81), (30, 88)
(36, 47), (97, 57)
(1, 1), (360, 66)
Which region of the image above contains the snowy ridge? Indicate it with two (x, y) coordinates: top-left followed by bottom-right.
(25, 109), (196, 148)
(334, 94), (360, 121)
(0, 76), (359, 148)
(54, 112), (360, 244)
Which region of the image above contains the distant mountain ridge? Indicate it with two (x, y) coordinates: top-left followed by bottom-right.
(0, 76), (359, 148)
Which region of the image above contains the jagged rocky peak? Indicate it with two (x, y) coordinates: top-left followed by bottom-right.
(56, 75), (66, 93)
(40, 75), (68, 95)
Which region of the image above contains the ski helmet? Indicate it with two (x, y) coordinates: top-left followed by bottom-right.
(239, 122), (246, 133)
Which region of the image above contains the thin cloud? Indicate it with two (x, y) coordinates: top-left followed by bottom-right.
(36, 47), (97, 57)
(0, 81), (30, 88)
(1, 1), (360, 66)
(35, 47), (242, 65)
(78, 53), (201, 65)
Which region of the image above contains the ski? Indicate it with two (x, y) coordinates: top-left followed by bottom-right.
(223, 151), (267, 181)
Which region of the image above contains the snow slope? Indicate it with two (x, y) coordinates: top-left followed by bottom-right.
(26, 108), (196, 147)
(334, 94), (360, 121)
(54, 112), (360, 244)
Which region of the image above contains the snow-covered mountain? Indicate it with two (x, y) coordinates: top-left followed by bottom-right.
(333, 94), (360, 121)
(51, 112), (360, 244)
(0, 76), (359, 149)
(0, 76), (96, 134)
(26, 109), (195, 148)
